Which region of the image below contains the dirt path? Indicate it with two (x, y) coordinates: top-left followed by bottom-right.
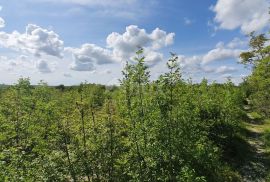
(240, 117), (270, 182)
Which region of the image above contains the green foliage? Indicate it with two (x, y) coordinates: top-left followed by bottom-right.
(247, 57), (270, 116)
(240, 31), (270, 117)
(248, 112), (263, 120)
(263, 129), (270, 149)
(0, 49), (246, 181)
(267, 173), (270, 182)
(240, 32), (269, 66)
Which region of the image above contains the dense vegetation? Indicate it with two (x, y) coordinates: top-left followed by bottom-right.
(0, 32), (269, 181)
(240, 31), (270, 118)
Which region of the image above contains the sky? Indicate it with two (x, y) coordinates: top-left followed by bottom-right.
(0, 0), (269, 85)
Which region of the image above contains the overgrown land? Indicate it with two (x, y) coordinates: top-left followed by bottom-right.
(0, 31), (269, 182)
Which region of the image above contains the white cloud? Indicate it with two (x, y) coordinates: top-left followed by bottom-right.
(211, 0), (269, 33)
(215, 65), (237, 74)
(178, 55), (201, 73)
(179, 41), (244, 68)
(36, 60), (52, 73)
(107, 25), (174, 57)
(202, 46), (242, 64)
(65, 25), (175, 72)
(0, 22), (173, 74)
(0, 55), (35, 71)
(150, 28), (175, 50)
(70, 59), (95, 71)
(107, 25), (174, 65)
(202, 65), (237, 74)
(66, 43), (115, 65)
(144, 50), (163, 67)
(66, 43), (116, 71)
(0, 24), (64, 58)
(178, 39), (246, 78)
(227, 37), (248, 49)
(107, 26), (150, 59)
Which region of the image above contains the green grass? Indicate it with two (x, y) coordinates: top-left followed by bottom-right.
(244, 118), (270, 153)
(234, 118), (270, 181)
(244, 119), (270, 134)
(262, 119), (270, 152)
(247, 112), (263, 120)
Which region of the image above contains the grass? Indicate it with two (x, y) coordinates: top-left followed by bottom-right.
(247, 112), (263, 120)
(229, 116), (270, 181)
(244, 118), (270, 155)
(262, 119), (270, 153)
(244, 117), (270, 133)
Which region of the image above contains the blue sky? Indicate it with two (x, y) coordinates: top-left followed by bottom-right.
(0, 0), (269, 85)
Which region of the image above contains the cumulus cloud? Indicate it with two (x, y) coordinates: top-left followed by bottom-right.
(0, 24), (64, 58)
(107, 25), (174, 57)
(70, 59), (95, 71)
(67, 43), (115, 65)
(215, 65), (237, 74)
(150, 28), (175, 50)
(0, 21), (174, 73)
(36, 60), (52, 73)
(144, 50), (164, 67)
(211, 0), (269, 33)
(202, 45), (242, 64)
(178, 39), (245, 76)
(66, 43), (116, 71)
(202, 65), (237, 74)
(227, 37), (248, 49)
(179, 41), (243, 68)
(0, 55), (35, 71)
(67, 25), (174, 71)
(178, 55), (201, 73)
(107, 25), (174, 65)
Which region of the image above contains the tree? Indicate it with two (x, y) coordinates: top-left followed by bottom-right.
(240, 32), (269, 66)
(240, 31), (270, 116)
(156, 53), (182, 181)
(119, 48), (152, 181)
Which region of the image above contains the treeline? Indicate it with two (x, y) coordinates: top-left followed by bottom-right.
(0, 31), (269, 181)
